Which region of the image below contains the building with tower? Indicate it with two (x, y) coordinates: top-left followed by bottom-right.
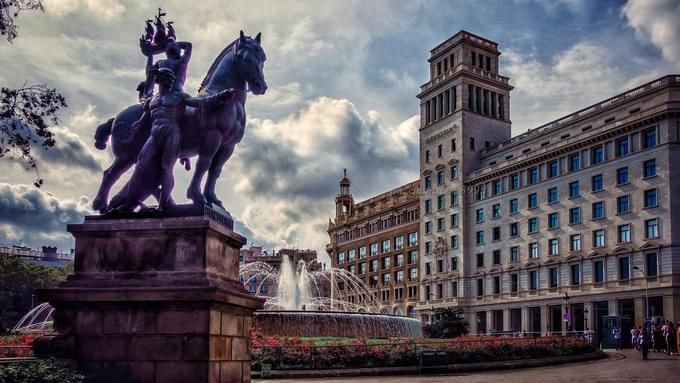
(326, 30), (680, 343)
(326, 172), (421, 317)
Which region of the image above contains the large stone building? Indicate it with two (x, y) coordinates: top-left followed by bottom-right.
(416, 30), (680, 340)
(324, 30), (680, 340)
(326, 173), (420, 317)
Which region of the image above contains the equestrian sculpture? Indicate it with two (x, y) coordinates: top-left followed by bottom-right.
(92, 10), (267, 220)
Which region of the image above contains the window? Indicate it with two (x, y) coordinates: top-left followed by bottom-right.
(549, 267), (558, 288)
(451, 138), (456, 152)
(570, 264), (580, 285)
(425, 241), (431, 254)
(570, 234), (582, 252)
(510, 222), (519, 237)
(592, 174), (603, 192)
(510, 273), (519, 292)
(510, 246), (519, 262)
(425, 221), (432, 234)
(476, 208), (484, 223)
(569, 181), (580, 198)
(425, 150), (430, 163)
(437, 171), (445, 185)
(437, 195), (445, 210)
(492, 227), (501, 241)
(617, 195), (630, 214)
(529, 167), (539, 184)
(593, 229), (605, 248)
(548, 213), (559, 229)
(548, 187), (558, 203)
(618, 224), (631, 243)
(644, 159), (656, 178)
(451, 256), (458, 270)
(337, 252), (345, 264)
(549, 160), (559, 178)
(425, 199), (432, 214)
(492, 204), (501, 218)
(348, 249), (356, 262)
(619, 257), (630, 280)
(529, 270), (538, 290)
(644, 189), (657, 208)
(359, 246), (367, 259)
(437, 217), (445, 231)
(549, 238), (559, 255)
(528, 193), (538, 209)
(493, 180), (502, 195)
(382, 256), (390, 269)
(425, 262), (432, 275)
(470, 137), (475, 151)
(646, 253), (658, 277)
(569, 207), (580, 225)
(451, 213), (459, 228)
(450, 165), (458, 180)
(616, 137), (629, 157)
(617, 167), (629, 185)
(569, 153), (581, 171)
(591, 145), (604, 164)
(408, 250), (417, 264)
(451, 235), (459, 249)
(437, 144), (443, 158)
(594, 260), (604, 283)
(451, 281), (458, 297)
(408, 232), (418, 247)
(529, 242), (538, 258)
(424, 176), (431, 190)
(642, 127), (657, 148)
(476, 278), (484, 297)
(493, 250), (501, 265)
(395, 236), (404, 250)
(383, 273), (390, 285)
(476, 253), (484, 267)
(528, 217), (538, 233)
(395, 253), (404, 267)
(476, 231), (485, 245)
(510, 198), (518, 214)
(592, 201), (605, 219)
(370, 243), (378, 257)
(382, 239), (390, 253)
(645, 218), (659, 238)
(436, 260), (443, 273)
(510, 174), (520, 190)
(450, 191), (459, 206)
(476, 185), (486, 200)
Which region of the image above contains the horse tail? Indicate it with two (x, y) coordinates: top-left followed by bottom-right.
(94, 118), (114, 150)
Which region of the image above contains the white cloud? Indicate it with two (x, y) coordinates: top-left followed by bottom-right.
(623, 0), (680, 62)
(43, 0), (126, 21)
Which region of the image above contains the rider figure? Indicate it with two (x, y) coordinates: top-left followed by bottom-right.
(123, 68), (232, 211)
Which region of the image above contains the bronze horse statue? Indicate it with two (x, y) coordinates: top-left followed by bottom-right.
(92, 31), (267, 213)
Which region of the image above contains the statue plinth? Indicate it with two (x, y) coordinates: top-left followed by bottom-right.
(37, 214), (263, 383)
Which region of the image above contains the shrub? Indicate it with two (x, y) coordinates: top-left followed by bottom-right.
(0, 359), (85, 383)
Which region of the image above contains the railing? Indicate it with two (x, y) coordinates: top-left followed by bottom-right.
(421, 63), (509, 93)
(252, 335), (593, 371)
(480, 74), (680, 157)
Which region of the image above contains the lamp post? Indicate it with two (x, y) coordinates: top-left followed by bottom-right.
(633, 266), (649, 320)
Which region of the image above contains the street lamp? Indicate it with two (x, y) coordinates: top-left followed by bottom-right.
(633, 266), (649, 320)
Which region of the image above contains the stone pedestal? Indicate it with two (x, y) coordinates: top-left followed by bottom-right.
(37, 215), (264, 383)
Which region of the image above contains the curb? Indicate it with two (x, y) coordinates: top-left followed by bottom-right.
(252, 350), (607, 379)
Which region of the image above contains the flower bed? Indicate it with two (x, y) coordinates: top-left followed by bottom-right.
(0, 334), (38, 358)
(251, 332), (596, 371)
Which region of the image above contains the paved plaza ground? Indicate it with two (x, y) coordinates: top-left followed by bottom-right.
(255, 349), (679, 383)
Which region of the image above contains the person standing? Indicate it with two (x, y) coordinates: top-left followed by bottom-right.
(613, 326), (622, 351)
(669, 322), (678, 356)
(640, 328), (649, 360)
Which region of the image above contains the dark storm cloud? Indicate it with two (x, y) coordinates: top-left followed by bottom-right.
(36, 128), (102, 173)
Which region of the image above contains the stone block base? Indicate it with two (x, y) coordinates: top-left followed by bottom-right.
(37, 216), (263, 383)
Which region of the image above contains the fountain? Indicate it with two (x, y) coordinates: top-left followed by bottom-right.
(239, 256), (422, 338)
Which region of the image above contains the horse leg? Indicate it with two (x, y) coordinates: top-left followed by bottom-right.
(93, 156), (134, 213)
(204, 144), (234, 208)
(187, 133), (221, 205)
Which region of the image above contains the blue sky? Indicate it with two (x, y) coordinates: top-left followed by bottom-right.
(0, 0), (678, 263)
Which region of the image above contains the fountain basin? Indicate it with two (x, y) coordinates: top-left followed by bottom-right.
(253, 310), (422, 338)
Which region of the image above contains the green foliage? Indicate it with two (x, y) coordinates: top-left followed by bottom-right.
(0, 359), (85, 383)
(422, 307), (469, 338)
(0, 254), (72, 331)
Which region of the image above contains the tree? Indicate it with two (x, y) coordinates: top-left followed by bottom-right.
(0, 253), (72, 332)
(0, 0), (43, 43)
(0, 84), (67, 187)
(423, 307), (470, 338)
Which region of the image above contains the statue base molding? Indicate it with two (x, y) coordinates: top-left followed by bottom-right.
(36, 215), (263, 383)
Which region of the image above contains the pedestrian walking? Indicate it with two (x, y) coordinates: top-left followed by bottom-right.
(640, 328), (649, 360)
(669, 322), (677, 356)
(662, 321), (671, 354)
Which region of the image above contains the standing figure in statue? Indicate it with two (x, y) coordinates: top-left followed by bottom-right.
(121, 68), (233, 211)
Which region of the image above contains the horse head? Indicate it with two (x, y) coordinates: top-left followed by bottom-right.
(235, 31), (267, 95)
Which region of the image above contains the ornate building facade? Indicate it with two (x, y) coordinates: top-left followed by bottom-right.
(240, 245), (321, 297)
(326, 174), (420, 317)
(416, 30), (680, 340)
